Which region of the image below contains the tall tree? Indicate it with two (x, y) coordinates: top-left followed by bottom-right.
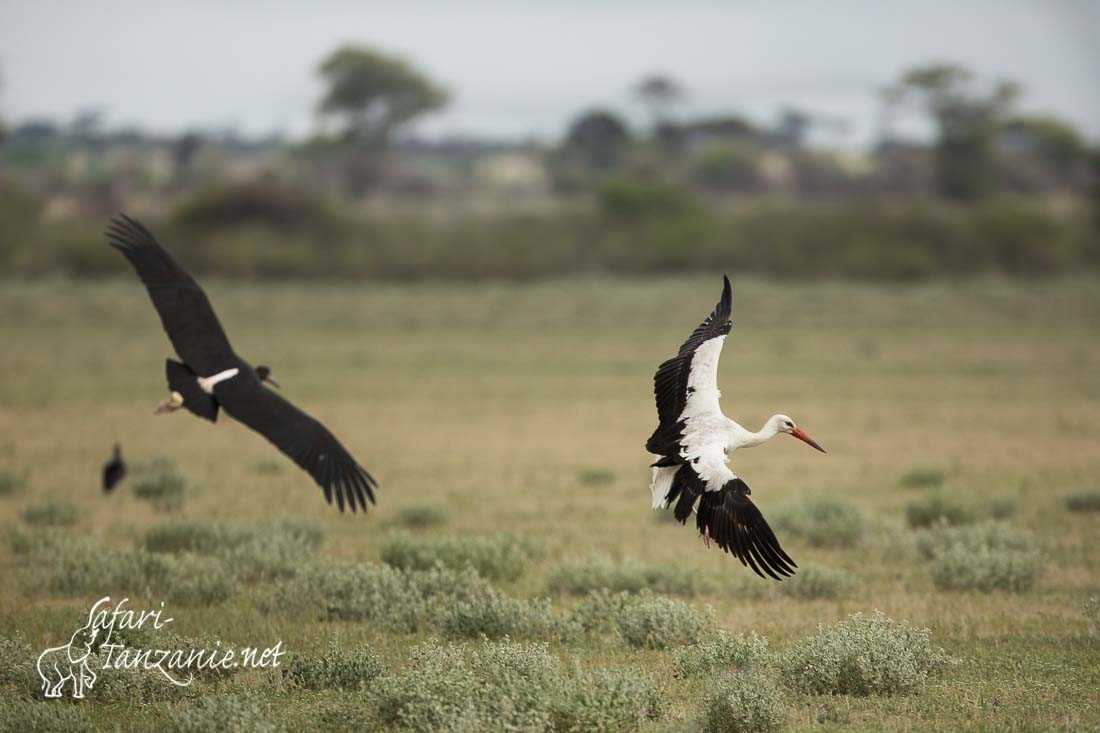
(563, 109), (631, 171)
(316, 45), (448, 148)
(883, 63), (1017, 200)
(635, 74), (685, 127)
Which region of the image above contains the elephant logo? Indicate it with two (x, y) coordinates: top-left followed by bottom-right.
(37, 612), (103, 699)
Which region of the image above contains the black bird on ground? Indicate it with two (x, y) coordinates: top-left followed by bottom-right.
(102, 443), (127, 492)
(646, 276), (826, 579)
(106, 214), (378, 513)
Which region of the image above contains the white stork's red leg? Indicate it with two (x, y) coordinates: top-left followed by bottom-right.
(704, 524), (711, 548)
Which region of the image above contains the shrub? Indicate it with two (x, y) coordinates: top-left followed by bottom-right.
(547, 556), (702, 597)
(568, 590), (638, 635)
(133, 458), (186, 511)
(674, 631), (770, 678)
(307, 562), (424, 630)
(373, 637), (661, 733)
(779, 611), (954, 695)
(145, 519), (322, 582)
(0, 701), (93, 733)
(21, 499), (78, 527)
(46, 540), (235, 604)
(905, 492), (976, 528)
(1065, 490), (1100, 513)
(0, 470), (25, 497)
(155, 554), (236, 605)
(381, 534), (535, 581)
(551, 666), (663, 731)
(1085, 596), (1100, 635)
(0, 634), (39, 699)
(984, 496), (1017, 519)
(393, 505), (449, 529)
(915, 520), (1034, 560)
(929, 546), (1039, 593)
(440, 589), (555, 640)
(374, 638), (557, 732)
(615, 594), (711, 649)
(252, 458), (284, 475)
(286, 639), (384, 690)
(169, 693), (277, 733)
(778, 564), (857, 600)
(145, 520), (254, 554)
(772, 498), (864, 548)
(702, 669), (786, 733)
(899, 467), (947, 489)
(7, 527), (64, 555)
(577, 468), (615, 487)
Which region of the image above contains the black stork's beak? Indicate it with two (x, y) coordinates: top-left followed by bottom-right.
(791, 427), (827, 453)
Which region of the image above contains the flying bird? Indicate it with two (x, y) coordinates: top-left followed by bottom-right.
(646, 276), (826, 579)
(102, 443), (127, 492)
(106, 214), (377, 513)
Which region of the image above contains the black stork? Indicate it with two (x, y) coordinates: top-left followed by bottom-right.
(646, 276), (826, 579)
(102, 443), (127, 492)
(107, 214), (377, 513)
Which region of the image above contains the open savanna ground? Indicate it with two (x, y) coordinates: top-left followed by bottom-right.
(0, 276), (1098, 732)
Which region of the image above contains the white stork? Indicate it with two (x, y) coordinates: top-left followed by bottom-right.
(646, 276), (826, 579)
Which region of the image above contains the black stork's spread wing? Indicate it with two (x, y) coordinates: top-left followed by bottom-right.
(646, 276), (796, 579)
(222, 380), (377, 512)
(107, 213), (378, 513)
(106, 215), (235, 378)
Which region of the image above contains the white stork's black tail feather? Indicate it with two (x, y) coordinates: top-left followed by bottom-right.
(165, 359), (219, 422)
(665, 465), (796, 580)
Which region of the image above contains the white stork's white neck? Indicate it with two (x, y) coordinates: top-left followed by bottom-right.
(197, 368), (240, 394)
(731, 417), (782, 450)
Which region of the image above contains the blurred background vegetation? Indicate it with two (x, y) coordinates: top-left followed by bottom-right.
(1, 46), (1098, 281)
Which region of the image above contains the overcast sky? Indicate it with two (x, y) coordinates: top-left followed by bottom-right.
(1, 1), (1097, 145)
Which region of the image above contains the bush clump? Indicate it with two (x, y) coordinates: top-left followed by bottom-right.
(577, 467), (616, 486)
(916, 520), (1039, 593)
(392, 505), (449, 529)
(701, 669), (786, 733)
(440, 589), (556, 640)
(915, 520), (1034, 560)
(21, 499), (78, 527)
(772, 498), (864, 548)
(381, 534), (537, 581)
(905, 492), (976, 528)
(778, 564), (857, 600)
(0, 701), (93, 733)
(0, 634), (39, 699)
(674, 631), (770, 678)
(551, 667), (663, 731)
(373, 638), (660, 733)
(0, 470), (25, 497)
(547, 556), (702, 597)
(133, 458), (186, 512)
(286, 639), (384, 690)
(169, 693), (277, 733)
(929, 546), (1040, 593)
(1065, 490), (1100, 513)
(899, 467), (947, 490)
(615, 594), (712, 649)
(779, 610), (954, 695)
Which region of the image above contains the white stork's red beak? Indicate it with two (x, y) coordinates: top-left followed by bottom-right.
(791, 427), (827, 453)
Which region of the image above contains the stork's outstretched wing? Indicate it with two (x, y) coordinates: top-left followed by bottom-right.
(662, 443), (796, 580)
(106, 214), (236, 376)
(219, 383), (378, 513)
(646, 275), (732, 456)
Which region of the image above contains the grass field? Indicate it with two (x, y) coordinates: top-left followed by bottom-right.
(1, 275), (1099, 731)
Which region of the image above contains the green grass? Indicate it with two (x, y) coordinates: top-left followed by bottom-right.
(0, 276), (1098, 730)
